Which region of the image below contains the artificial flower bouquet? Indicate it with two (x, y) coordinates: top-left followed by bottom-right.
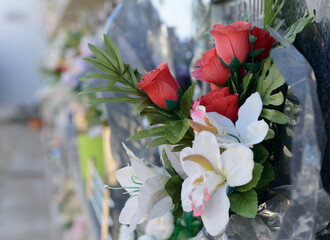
(80, 1), (315, 238)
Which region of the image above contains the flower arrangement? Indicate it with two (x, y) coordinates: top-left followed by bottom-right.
(80, 1), (315, 238)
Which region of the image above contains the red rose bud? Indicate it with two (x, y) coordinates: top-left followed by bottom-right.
(210, 21), (251, 69)
(250, 26), (276, 61)
(138, 62), (182, 111)
(197, 87), (239, 122)
(192, 48), (230, 85)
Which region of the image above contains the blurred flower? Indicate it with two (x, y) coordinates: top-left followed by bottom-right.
(138, 62), (182, 111)
(180, 131), (254, 236)
(210, 21), (251, 66)
(192, 48), (230, 85)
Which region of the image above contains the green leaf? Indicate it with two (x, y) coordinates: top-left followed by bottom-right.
(162, 149), (177, 177)
(264, 92), (284, 106)
(127, 126), (165, 141)
(103, 34), (125, 74)
(264, 128), (275, 140)
(239, 73), (254, 105)
(259, 64), (285, 106)
(251, 48), (264, 57)
(147, 137), (171, 148)
(256, 57), (272, 93)
(284, 9), (315, 44)
(79, 73), (128, 87)
(235, 163), (263, 192)
(79, 86), (139, 96)
(263, 0), (285, 29)
(88, 44), (117, 71)
(171, 144), (188, 152)
(180, 82), (197, 117)
(83, 58), (120, 77)
(256, 161), (275, 189)
(260, 109), (289, 124)
(165, 119), (190, 144)
(165, 175), (184, 204)
(229, 190), (258, 218)
(172, 203), (183, 218)
(87, 97), (137, 104)
(132, 96), (151, 114)
(274, 19), (285, 31)
(252, 144), (269, 164)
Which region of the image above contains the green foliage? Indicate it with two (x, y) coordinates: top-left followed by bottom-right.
(165, 119), (190, 144)
(180, 82), (196, 117)
(127, 126), (165, 141)
(252, 144), (269, 164)
(263, 0), (285, 29)
(284, 9), (315, 44)
(162, 149), (177, 177)
(170, 212), (203, 239)
(229, 190), (258, 218)
(165, 175), (184, 218)
(256, 161), (275, 189)
(260, 109), (289, 124)
(259, 62), (285, 106)
(235, 163), (263, 192)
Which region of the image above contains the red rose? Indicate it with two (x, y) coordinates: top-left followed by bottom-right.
(191, 48), (230, 85)
(137, 62), (182, 110)
(197, 87), (239, 121)
(250, 26), (276, 61)
(210, 21), (251, 66)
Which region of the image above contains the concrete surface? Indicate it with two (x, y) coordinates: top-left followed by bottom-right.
(0, 123), (53, 240)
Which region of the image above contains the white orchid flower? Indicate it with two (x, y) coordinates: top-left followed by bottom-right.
(112, 144), (173, 231)
(144, 212), (174, 240)
(180, 131), (254, 236)
(190, 92), (269, 148)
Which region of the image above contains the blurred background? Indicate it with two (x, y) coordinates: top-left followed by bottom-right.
(0, 0), (328, 240)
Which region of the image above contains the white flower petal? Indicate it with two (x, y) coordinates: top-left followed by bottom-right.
(221, 145), (254, 187)
(145, 212), (174, 240)
(122, 143), (157, 182)
(181, 131), (221, 174)
(201, 185), (230, 236)
(162, 145), (188, 179)
(148, 196), (173, 219)
(180, 147), (207, 177)
(245, 120), (269, 145)
(207, 112), (238, 137)
(119, 196), (139, 224)
(181, 176), (195, 212)
(115, 166), (138, 193)
(137, 235), (155, 240)
(138, 175), (168, 218)
(204, 171), (225, 196)
(236, 92), (263, 140)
